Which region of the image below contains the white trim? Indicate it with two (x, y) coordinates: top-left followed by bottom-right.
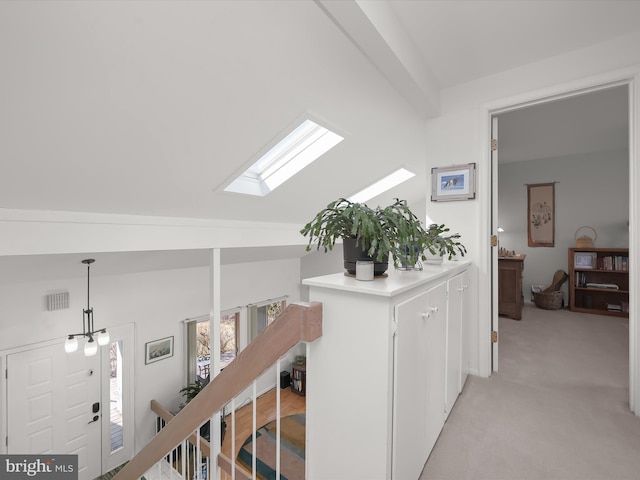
(629, 74), (639, 413)
(183, 306), (242, 325)
(0, 208), (304, 257)
(247, 295), (289, 309)
(480, 66), (638, 413)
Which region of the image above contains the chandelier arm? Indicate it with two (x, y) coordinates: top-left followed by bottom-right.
(66, 258), (107, 355)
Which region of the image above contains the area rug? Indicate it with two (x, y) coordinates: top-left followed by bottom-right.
(237, 413), (305, 480)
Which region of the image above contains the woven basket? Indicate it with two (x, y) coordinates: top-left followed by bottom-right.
(534, 291), (564, 310)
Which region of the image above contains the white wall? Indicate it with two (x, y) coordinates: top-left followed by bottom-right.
(0, 255), (305, 453)
(499, 149), (629, 302)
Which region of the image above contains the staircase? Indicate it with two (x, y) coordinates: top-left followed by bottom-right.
(113, 302), (322, 480)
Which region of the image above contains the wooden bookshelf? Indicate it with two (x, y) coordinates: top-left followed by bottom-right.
(291, 363), (306, 396)
(568, 247), (629, 317)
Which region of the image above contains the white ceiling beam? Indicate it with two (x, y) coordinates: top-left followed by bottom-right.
(316, 0), (440, 119)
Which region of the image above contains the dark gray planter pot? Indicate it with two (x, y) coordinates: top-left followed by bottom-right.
(342, 237), (389, 276)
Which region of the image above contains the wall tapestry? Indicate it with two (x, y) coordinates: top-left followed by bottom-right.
(527, 182), (555, 247)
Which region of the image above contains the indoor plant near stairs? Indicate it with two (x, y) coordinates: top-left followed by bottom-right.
(301, 198), (454, 275)
(178, 380), (226, 443)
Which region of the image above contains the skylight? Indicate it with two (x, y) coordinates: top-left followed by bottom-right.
(224, 119), (344, 196)
(348, 168), (415, 203)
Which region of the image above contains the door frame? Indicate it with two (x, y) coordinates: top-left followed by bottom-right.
(480, 68), (639, 413)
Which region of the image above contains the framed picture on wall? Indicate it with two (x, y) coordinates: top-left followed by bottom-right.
(145, 336), (174, 364)
(431, 163), (476, 201)
(527, 182), (555, 247)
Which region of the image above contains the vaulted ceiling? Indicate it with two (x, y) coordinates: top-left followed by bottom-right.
(1, 0), (639, 228)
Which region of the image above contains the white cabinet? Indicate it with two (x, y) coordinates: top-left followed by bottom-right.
(393, 290), (429, 480)
(303, 262), (471, 480)
(423, 281), (448, 457)
(445, 270), (469, 418)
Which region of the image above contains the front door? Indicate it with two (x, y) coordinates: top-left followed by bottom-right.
(7, 343), (102, 480)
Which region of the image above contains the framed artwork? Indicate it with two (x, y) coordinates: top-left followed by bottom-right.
(527, 182), (555, 247)
(431, 163), (476, 201)
(574, 252), (597, 269)
(145, 336), (174, 364)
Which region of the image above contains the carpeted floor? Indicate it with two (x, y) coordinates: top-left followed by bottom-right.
(237, 413), (305, 480)
(420, 304), (640, 480)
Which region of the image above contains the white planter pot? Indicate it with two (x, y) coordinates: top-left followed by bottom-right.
(424, 252), (444, 264)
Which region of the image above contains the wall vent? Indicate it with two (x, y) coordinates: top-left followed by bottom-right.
(47, 292), (69, 311)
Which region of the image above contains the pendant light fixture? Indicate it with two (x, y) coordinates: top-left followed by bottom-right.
(64, 259), (109, 356)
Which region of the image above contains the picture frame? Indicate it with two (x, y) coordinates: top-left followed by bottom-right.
(145, 336), (174, 364)
(574, 252), (597, 270)
(527, 182), (555, 247)
(431, 163), (476, 201)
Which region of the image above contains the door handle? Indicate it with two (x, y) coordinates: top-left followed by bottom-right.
(88, 415), (99, 424)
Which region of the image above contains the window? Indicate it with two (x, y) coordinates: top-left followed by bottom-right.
(109, 340), (123, 453)
(186, 309), (240, 385)
(224, 118), (343, 196)
(249, 298), (287, 342)
(348, 168), (415, 203)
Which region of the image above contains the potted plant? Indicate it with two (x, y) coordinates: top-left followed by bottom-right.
(178, 380), (227, 443)
(300, 198), (446, 275)
(179, 380), (204, 410)
(424, 223), (467, 264)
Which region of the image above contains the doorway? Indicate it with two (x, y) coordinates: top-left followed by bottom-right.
(491, 83), (631, 372)
(4, 323), (134, 479)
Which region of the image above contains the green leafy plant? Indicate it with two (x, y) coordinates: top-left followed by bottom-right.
(179, 380), (204, 410)
(301, 198), (458, 269)
(425, 223), (467, 260)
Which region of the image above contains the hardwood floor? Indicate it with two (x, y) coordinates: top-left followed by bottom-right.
(220, 386), (305, 477)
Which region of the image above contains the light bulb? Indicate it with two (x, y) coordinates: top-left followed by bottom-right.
(64, 336), (78, 353)
(84, 338), (98, 356)
(97, 330), (110, 346)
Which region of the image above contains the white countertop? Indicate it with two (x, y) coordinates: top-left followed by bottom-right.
(302, 260), (471, 297)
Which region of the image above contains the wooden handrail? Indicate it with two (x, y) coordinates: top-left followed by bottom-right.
(150, 399), (211, 458)
(114, 302), (322, 480)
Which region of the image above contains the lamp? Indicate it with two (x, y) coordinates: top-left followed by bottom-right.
(64, 259), (109, 356)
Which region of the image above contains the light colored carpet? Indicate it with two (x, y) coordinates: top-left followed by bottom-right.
(420, 303), (640, 480)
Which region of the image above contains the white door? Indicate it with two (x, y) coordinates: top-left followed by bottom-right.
(393, 290), (428, 480)
(7, 343), (102, 480)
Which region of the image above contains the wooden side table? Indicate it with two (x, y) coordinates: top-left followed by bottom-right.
(498, 255), (525, 320)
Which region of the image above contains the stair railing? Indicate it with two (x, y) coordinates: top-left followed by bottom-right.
(113, 301), (322, 480)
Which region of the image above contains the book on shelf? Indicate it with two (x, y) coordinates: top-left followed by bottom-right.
(606, 303), (622, 311)
(585, 282), (619, 290)
(598, 255), (629, 271)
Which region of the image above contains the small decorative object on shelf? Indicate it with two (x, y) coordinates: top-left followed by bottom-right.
(568, 247), (629, 317)
(291, 360), (306, 396)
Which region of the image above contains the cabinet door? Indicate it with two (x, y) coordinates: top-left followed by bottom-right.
(393, 290), (428, 480)
(446, 273), (463, 418)
(424, 281), (448, 456)
(459, 270), (470, 388)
